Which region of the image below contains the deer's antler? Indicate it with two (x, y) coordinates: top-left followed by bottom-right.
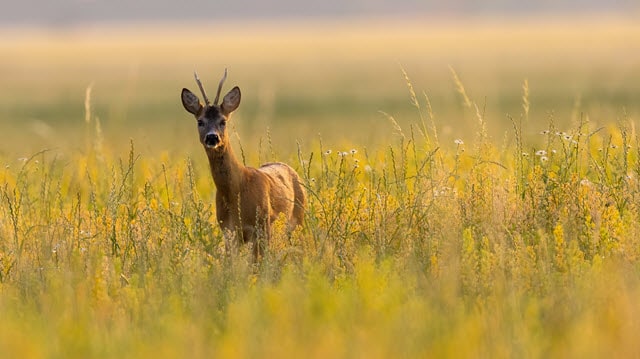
(194, 71), (211, 106)
(213, 68), (228, 106)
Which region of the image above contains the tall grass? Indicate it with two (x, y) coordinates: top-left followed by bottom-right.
(1, 69), (640, 358)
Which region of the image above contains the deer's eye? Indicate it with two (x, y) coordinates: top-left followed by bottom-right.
(197, 119), (204, 127)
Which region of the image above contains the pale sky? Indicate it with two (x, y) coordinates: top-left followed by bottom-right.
(2, 0), (638, 27)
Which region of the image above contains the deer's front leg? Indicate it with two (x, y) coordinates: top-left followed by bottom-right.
(242, 209), (270, 261)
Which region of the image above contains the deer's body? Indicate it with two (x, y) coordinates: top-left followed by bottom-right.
(181, 71), (305, 257)
(207, 146), (305, 245)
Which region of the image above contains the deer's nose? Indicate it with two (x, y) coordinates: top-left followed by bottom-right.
(204, 133), (220, 147)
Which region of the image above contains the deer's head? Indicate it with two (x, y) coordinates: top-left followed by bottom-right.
(181, 70), (241, 151)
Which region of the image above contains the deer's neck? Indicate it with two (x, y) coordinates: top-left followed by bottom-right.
(206, 144), (245, 196)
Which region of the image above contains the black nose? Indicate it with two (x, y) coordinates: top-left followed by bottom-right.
(204, 133), (220, 147)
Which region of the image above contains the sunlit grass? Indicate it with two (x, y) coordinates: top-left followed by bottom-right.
(1, 16), (640, 358)
(3, 71), (640, 357)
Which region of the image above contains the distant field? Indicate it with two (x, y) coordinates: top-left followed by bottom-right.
(1, 16), (640, 358)
(1, 17), (638, 155)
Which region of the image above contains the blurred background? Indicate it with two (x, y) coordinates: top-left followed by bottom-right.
(1, 1), (639, 158)
(3, 0), (638, 25)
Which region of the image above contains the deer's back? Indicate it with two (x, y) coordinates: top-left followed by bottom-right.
(258, 162), (306, 227)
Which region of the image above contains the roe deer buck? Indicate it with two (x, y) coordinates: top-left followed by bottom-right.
(181, 70), (306, 258)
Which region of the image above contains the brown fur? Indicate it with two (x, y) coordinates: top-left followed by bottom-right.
(181, 80), (306, 258)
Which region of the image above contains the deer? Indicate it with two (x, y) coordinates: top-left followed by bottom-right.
(180, 69), (306, 259)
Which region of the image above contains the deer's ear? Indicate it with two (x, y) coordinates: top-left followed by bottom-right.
(221, 86), (241, 116)
(181, 88), (203, 116)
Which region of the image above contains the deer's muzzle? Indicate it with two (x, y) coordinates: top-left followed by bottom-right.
(204, 133), (220, 148)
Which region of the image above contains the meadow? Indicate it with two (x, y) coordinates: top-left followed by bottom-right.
(1, 16), (640, 358)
